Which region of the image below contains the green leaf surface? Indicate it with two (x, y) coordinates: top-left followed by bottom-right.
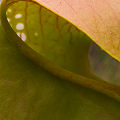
(0, 21), (120, 120)
(6, 1), (93, 78)
(1, 0), (120, 119)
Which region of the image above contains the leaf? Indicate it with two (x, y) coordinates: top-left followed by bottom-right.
(1, 0), (120, 119)
(34, 0), (120, 61)
(0, 20), (120, 120)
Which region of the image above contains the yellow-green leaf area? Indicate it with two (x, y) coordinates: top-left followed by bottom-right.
(1, 0), (120, 120)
